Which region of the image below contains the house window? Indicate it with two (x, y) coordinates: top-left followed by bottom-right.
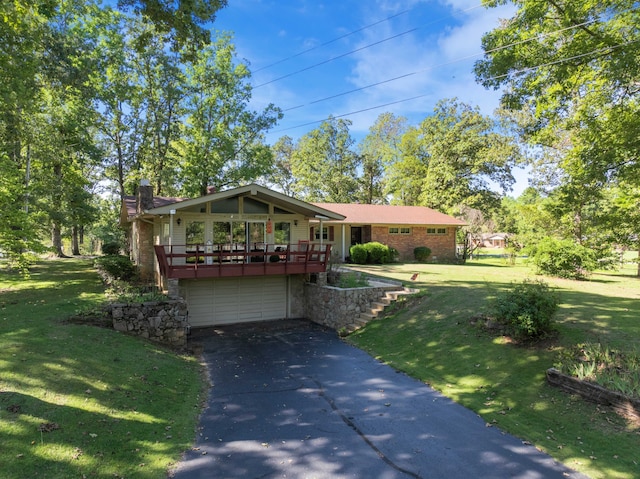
(209, 197), (239, 214)
(212, 222), (231, 244)
(400, 227), (411, 234)
(275, 222), (290, 244)
(427, 227), (447, 235)
(186, 221), (205, 246)
(243, 197), (269, 214)
(311, 226), (334, 241)
(389, 227), (399, 234)
(389, 227), (411, 234)
(315, 226), (328, 240)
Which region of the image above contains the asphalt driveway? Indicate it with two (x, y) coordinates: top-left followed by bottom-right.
(171, 320), (587, 479)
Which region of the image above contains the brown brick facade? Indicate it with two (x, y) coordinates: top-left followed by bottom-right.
(372, 226), (458, 261)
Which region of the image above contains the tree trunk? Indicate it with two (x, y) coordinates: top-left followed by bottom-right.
(72, 225), (80, 255)
(51, 223), (65, 257)
(637, 247), (640, 277)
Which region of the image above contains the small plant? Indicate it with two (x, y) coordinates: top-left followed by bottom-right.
(555, 343), (640, 399)
(490, 279), (559, 341)
(414, 246), (432, 262)
(337, 272), (368, 288)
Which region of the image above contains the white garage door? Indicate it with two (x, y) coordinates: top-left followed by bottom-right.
(184, 276), (287, 327)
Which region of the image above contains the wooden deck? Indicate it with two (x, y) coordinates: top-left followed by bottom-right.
(154, 243), (332, 279)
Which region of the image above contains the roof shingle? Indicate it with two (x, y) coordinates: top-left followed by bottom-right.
(313, 203), (466, 226)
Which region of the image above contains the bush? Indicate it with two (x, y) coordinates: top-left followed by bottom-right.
(101, 241), (122, 256)
(350, 242), (396, 264)
(414, 246), (432, 262)
(94, 254), (137, 282)
(528, 237), (597, 280)
(349, 244), (368, 264)
(490, 279), (559, 341)
(364, 242), (389, 264)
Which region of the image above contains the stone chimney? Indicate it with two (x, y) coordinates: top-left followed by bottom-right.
(206, 185), (217, 195)
(136, 179), (154, 213)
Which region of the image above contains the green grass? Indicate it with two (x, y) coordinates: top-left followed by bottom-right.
(346, 258), (640, 479)
(0, 259), (204, 479)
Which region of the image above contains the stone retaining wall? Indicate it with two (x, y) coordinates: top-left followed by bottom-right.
(303, 282), (399, 330)
(108, 299), (189, 348)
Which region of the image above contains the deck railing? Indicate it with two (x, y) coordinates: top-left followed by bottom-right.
(154, 243), (332, 279)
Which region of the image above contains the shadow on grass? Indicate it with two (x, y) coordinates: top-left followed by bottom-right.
(0, 259), (201, 479)
(349, 278), (640, 479)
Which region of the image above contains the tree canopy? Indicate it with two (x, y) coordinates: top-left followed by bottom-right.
(475, 0), (640, 187)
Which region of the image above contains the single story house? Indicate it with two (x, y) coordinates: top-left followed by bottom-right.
(121, 182), (465, 327)
(473, 233), (510, 249)
(310, 202), (466, 262)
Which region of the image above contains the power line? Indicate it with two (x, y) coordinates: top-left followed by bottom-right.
(272, 38), (639, 135)
(253, 27), (420, 88)
(274, 94), (432, 133)
(282, 18), (600, 112)
(253, 9), (412, 73)
(253, 3), (485, 89)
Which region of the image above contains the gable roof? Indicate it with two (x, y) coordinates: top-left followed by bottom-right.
(122, 184), (344, 221)
(122, 195), (187, 221)
(312, 203), (466, 226)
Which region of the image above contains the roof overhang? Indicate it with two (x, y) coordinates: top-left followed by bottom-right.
(142, 184), (345, 220)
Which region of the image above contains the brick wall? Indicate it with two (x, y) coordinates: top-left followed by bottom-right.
(372, 226), (458, 261)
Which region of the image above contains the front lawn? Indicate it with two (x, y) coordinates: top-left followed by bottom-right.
(0, 259), (204, 479)
(346, 259), (640, 479)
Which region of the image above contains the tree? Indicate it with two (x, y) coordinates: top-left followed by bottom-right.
(177, 34), (282, 196)
(475, 0), (640, 191)
(456, 205), (497, 261)
(357, 112), (407, 204)
(92, 13), (147, 199)
(601, 184), (640, 276)
(387, 99), (521, 213)
(291, 116), (360, 203)
(117, 0), (227, 56)
(0, 0), (52, 269)
(270, 136), (296, 196)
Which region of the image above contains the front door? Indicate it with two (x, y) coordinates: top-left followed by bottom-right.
(351, 226), (362, 245)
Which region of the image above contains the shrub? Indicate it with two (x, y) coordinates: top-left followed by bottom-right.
(414, 246), (432, 262)
(490, 279), (559, 341)
(364, 242), (389, 264)
(101, 241), (122, 256)
(350, 242), (396, 264)
(94, 254), (137, 282)
(349, 244), (368, 264)
(527, 237), (597, 280)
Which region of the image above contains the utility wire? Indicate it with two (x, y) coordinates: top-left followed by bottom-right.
(273, 39), (639, 134)
(253, 9), (412, 73)
(282, 17), (600, 112)
(253, 3), (484, 89)
(254, 27), (419, 88)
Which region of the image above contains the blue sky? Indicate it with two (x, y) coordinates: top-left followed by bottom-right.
(213, 0), (527, 195)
